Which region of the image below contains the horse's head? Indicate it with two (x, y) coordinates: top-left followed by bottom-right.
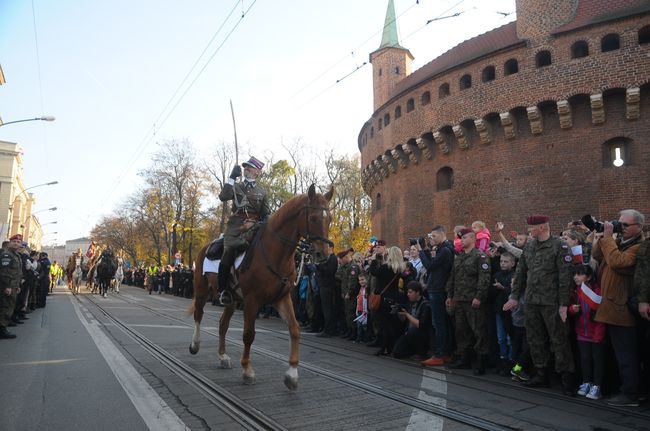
(301, 184), (334, 264)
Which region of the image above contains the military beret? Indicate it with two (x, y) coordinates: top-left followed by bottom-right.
(458, 228), (473, 237)
(9, 234), (22, 241)
(375, 239), (387, 246)
(526, 214), (550, 225)
(336, 250), (349, 259)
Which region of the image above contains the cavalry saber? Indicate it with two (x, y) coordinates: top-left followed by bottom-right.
(230, 99), (242, 209)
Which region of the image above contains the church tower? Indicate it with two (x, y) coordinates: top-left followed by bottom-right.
(370, 0), (414, 112)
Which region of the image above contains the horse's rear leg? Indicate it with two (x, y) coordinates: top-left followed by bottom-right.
(218, 305), (235, 368)
(241, 299), (258, 385)
(275, 294), (301, 390)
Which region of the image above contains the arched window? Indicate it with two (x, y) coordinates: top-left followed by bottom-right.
(406, 98), (415, 112)
(459, 74), (472, 90)
(436, 167), (454, 191)
(421, 91), (431, 105)
(384, 113), (390, 126)
(439, 83), (450, 99)
(536, 50), (552, 67)
(504, 59), (519, 76)
(482, 66), (496, 82)
(375, 193), (382, 211)
(571, 41), (589, 58)
(639, 25), (650, 44)
(601, 33), (620, 52)
(602, 137), (631, 168)
(378, 118), (383, 130)
(395, 105), (402, 119)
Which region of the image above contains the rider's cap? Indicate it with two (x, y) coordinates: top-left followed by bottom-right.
(242, 156), (264, 170)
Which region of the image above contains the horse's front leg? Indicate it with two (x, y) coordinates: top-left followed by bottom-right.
(275, 294), (300, 390)
(189, 275), (209, 355)
(218, 305), (235, 369)
(241, 299), (258, 385)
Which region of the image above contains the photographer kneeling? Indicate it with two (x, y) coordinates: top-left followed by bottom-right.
(393, 281), (432, 359)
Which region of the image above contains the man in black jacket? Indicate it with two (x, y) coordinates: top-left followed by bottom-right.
(316, 240), (338, 337)
(418, 225), (456, 366)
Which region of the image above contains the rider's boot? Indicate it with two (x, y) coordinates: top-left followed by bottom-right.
(218, 241), (248, 306)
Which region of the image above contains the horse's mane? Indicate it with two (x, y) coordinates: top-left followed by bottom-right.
(268, 193), (310, 225)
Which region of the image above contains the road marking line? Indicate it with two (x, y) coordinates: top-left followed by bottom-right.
(70, 297), (188, 430)
(407, 369), (447, 431)
(4, 358), (86, 366)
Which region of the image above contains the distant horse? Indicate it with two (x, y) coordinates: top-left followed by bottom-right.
(188, 184), (333, 390)
(113, 258), (124, 293)
(96, 251), (118, 298)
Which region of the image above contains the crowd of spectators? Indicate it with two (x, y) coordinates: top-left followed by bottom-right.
(293, 209), (650, 407)
(122, 264), (195, 298)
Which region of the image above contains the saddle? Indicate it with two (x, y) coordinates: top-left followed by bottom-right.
(206, 237), (225, 261)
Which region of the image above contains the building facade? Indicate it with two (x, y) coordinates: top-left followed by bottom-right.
(359, 0), (650, 245)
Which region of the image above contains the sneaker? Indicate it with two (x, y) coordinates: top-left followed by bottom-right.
(510, 365), (531, 382)
(578, 382), (592, 397)
(421, 356), (445, 366)
(586, 385), (601, 400)
(606, 394), (639, 407)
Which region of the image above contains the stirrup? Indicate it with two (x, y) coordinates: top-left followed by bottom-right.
(220, 290), (233, 305)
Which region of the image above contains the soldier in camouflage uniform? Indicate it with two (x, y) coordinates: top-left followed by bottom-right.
(504, 214), (575, 395)
(446, 228), (491, 375)
(335, 249), (360, 339)
(0, 235), (24, 339)
(218, 156), (270, 304)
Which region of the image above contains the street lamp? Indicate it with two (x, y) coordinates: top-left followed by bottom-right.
(33, 207), (57, 215)
(0, 116), (56, 128)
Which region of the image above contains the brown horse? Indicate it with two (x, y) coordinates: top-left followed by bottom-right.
(188, 184), (333, 389)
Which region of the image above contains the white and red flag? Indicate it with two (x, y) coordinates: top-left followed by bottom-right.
(578, 282), (602, 310)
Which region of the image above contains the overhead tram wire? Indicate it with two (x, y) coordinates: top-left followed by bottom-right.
(289, 0), (422, 101)
(296, 0), (468, 109)
(102, 0), (258, 208)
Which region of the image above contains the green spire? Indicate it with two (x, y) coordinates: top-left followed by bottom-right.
(379, 0), (403, 49)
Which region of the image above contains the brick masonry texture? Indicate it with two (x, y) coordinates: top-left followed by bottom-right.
(359, 4), (650, 246)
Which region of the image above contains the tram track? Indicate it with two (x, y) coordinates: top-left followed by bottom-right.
(115, 291), (650, 423)
(75, 293), (287, 431)
(90, 290), (525, 430)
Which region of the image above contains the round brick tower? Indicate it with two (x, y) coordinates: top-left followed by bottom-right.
(359, 0), (650, 246)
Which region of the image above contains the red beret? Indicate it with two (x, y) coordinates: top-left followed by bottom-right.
(526, 214), (550, 225)
(458, 228), (473, 237)
(336, 250), (349, 259)
(9, 234), (23, 241)
(375, 239), (386, 246)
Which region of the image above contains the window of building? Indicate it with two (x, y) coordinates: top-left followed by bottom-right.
(421, 91), (431, 105)
(395, 105), (402, 119)
(378, 118), (383, 130)
(436, 167), (454, 191)
(571, 41), (589, 58)
(602, 137), (631, 167)
(378, 68), (382, 76)
(639, 26), (650, 44)
(601, 33), (620, 52)
(375, 193), (382, 211)
(504, 59), (519, 75)
(395, 66), (400, 74)
(439, 83), (450, 98)
(384, 113), (390, 126)
(536, 50), (552, 67)
(459, 74), (472, 90)
(370, 127), (374, 138)
(406, 98), (415, 112)
(482, 66), (496, 82)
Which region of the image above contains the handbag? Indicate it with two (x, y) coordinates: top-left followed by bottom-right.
(368, 273), (398, 311)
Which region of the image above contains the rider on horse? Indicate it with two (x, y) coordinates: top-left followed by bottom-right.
(218, 156), (270, 305)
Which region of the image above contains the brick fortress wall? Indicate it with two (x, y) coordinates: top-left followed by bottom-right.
(359, 13), (650, 246)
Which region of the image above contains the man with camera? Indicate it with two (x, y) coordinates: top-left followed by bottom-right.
(592, 209), (645, 407)
(503, 214), (575, 395)
(417, 225), (455, 366)
(393, 281), (432, 359)
(446, 227), (491, 375)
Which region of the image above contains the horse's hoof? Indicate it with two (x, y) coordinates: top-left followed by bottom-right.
(189, 344), (199, 355)
(284, 375), (299, 391)
(242, 374), (256, 385)
(220, 359), (232, 369)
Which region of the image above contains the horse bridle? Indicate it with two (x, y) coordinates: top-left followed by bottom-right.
(301, 203), (331, 245)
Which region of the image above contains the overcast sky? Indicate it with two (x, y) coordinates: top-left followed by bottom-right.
(0, 0), (516, 245)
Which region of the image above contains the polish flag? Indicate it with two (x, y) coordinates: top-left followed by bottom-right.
(571, 245), (584, 264)
(86, 242), (95, 258)
(578, 282), (601, 310)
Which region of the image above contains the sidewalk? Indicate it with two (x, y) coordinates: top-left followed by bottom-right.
(0, 286), (152, 430)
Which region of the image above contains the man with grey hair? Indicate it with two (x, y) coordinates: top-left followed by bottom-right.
(592, 209), (645, 407)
